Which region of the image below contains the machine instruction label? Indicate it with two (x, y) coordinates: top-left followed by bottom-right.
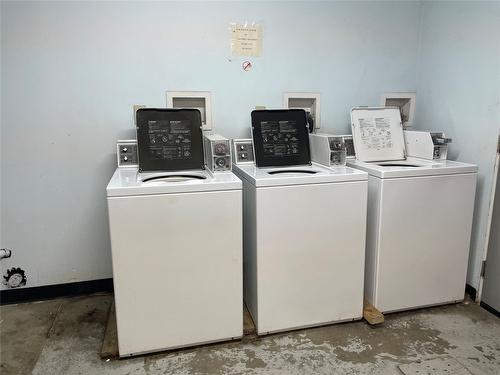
(358, 117), (393, 150)
(147, 120), (193, 161)
(260, 120), (300, 158)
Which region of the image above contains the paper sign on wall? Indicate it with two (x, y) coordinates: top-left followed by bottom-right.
(230, 24), (262, 57)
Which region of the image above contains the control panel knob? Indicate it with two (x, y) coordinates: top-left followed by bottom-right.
(123, 156), (128, 161)
(122, 147), (128, 153)
(241, 153), (246, 159)
(240, 145), (245, 151)
(216, 158), (226, 168)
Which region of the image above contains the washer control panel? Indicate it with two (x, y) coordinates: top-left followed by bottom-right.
(404, 130), (451, 160)
(116, 140), (138, 167)
(232, 139), (255, 164)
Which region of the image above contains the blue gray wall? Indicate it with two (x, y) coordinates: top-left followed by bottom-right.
(415, 1), (500, 288)
(1, 1), (496, 291)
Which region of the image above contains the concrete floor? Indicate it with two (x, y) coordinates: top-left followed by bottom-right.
(0, 294), (499, 375)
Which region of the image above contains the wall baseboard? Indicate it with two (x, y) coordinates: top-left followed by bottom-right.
(465, 283), (477, 301)
(480, 301), (500, 318)
(464, 284), (499, 318)
(0, 278), (113, 305)
(1, 279), (495, 317)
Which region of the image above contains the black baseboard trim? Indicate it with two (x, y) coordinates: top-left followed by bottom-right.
(0, 278), (113, 305)
(480, 301), (500, 318)
(465, 283), (477, 301)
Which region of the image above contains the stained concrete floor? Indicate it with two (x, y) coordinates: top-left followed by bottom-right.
(0, 294), (499, 375)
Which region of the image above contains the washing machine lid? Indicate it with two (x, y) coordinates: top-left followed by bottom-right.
(351, 107), (406, 162)
(136, 108), (204, 172)
(232, 163), (367, 187)
(251, 109), (311, 168)
(106, 168), (242, 196)
(347, 157), (478, 179)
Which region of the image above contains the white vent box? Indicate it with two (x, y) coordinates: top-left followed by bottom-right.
(283, 92), (321, 129)
(166, 91), (213, 130)
(380, 92), (416, 128)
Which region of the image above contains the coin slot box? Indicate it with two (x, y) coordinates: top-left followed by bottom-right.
(204, 133), (232, 172)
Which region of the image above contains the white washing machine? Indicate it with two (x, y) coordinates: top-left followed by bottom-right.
(233, 109), (368, 335)
(347, 107), (477, 313)
(106, 109), (242, 357)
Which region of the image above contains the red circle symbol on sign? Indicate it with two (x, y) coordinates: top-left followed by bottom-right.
(242, 61), (252, 71)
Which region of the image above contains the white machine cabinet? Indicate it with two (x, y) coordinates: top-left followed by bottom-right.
(107, 109), (243, 357)
(236, 109), (369, 333)
(107, 170), (242, 356)
(233, 164), (368, 334)
(349, 107), (478, 313)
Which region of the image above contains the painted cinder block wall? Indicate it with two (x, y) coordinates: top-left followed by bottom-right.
(1, 1), (497, 292)
(414, 1), (500, 290)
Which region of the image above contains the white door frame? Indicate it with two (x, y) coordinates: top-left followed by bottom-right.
(477, 139), (500, 302)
